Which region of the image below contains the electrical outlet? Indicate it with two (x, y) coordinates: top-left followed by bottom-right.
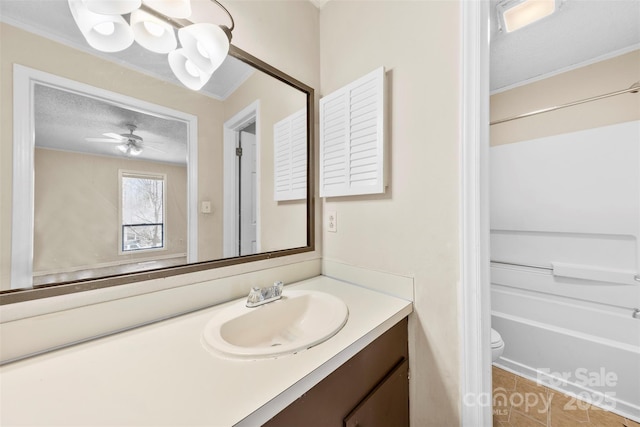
(327, 211), (337, 233)
(201, 201), (212, 214)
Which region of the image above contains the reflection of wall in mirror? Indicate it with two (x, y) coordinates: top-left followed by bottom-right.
(0, 23), (224, 289)
(223, 71), (308, 252)
(34, 148), (188, 275)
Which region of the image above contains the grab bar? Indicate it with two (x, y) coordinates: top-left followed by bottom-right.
(490, 260), (552, 271)
(552, 263), (639, 286)
(491, 260), (639, 286)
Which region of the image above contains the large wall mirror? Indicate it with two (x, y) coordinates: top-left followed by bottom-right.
(0, 1), (314, 304)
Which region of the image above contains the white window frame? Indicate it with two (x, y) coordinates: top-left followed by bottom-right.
(118, 170), (167, 255)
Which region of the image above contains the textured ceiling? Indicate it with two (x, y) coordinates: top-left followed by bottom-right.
(34, 85), (188, 165)
(490, 0), (640, 92)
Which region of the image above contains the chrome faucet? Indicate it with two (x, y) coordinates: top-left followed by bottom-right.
(246, 281), (284, 307)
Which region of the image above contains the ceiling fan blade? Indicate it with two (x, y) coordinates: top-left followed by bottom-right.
(144, 144), (167, 154)
(103, 132), (127, 141)
(85, 137), (125, 143)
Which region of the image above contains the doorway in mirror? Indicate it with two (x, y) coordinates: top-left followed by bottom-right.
(238, 122), (258, 256)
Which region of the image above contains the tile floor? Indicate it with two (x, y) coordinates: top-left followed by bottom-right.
(492, 366), (640, 427)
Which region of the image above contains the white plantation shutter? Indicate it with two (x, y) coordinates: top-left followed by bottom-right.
(274, 108), (307, 201)
(320, 67), (386, 197)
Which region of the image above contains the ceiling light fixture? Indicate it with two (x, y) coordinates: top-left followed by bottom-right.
(497, 0), (562, 33)
(68, 0), (234, 90)
(117, 141), (143, 156)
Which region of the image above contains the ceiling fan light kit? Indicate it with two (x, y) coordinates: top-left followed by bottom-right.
(68, 0), (234, 90)
(117, 141), (143, 156)
(86, 124), (148, 157)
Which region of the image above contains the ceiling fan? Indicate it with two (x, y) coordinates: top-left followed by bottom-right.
(86, 124), (154, 156)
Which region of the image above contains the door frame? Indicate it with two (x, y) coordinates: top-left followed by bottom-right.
(11, 65), (198, 289)
(459, 1), (492, 425)
(222, 100), (261, 258)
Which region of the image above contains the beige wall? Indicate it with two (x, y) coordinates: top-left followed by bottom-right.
(223, 71), (307, 252)
(319, 1), (462, 425)
(33, 148), (188, 273)
(491, 50), (640, 146)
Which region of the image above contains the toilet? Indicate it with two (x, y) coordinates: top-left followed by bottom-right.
(491, 328), (505, 362)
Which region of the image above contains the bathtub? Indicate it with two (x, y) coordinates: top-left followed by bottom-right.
(491, 262), (640, 420)
(490, 121), (640, 421)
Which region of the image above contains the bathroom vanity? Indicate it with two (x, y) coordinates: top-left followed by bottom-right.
(265, 318), (409, 427)
(0, 276), (412, 426)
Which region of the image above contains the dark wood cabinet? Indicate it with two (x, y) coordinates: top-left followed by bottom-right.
(264, 318), (409, 427)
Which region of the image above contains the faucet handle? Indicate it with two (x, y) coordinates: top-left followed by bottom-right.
(273, 281), (283, 296)
(247, 287), (263, 305)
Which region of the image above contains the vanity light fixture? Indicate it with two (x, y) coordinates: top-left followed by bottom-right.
(130, 9), (177, 53)
(496, 0), (561, 33)
(68, 0), (234, 90)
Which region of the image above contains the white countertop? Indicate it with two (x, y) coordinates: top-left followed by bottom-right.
(0, 276), (413, 426)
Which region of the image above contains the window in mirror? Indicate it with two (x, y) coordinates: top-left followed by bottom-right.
(120, 171), (166, 253)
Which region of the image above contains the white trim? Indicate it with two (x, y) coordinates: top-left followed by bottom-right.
(10, 66), (35, 290)
(459, 1), (492, 425)
(11, 65), (198, 288)
(33, 252), (186, 277)
(223, 100), (261, 258)
(187, 119), (199, 264)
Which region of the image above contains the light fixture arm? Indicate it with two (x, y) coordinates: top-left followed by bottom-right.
(213, 0), (234, 32)
(138, 3), (189, 29)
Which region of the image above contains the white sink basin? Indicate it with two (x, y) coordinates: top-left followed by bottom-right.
(202, 290), (349, 359)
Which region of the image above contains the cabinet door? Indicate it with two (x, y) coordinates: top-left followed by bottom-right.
(344, 359), (409, 427)
(264, 318), (408, 427)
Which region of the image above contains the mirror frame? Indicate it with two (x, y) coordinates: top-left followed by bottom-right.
(0, 44), (315, 305)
